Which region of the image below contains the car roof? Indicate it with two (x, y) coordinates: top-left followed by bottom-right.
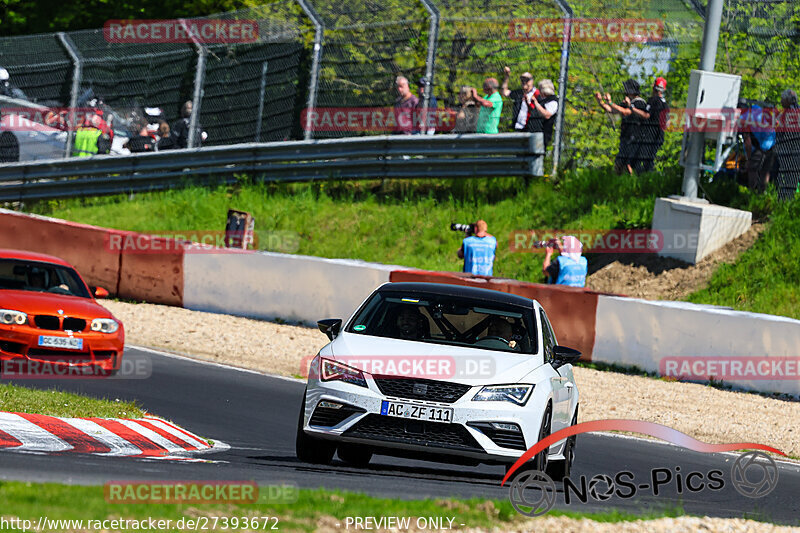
(378, 282), (535, 309)
(0, 248), (73, 268)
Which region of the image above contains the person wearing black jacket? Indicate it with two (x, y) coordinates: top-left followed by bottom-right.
(501, 67), (559, 150)
(595, 78), (648, 174)
(172, 100), (204, 149)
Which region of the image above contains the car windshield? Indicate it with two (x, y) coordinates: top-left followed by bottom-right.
(346, 290), (537, 354)
(0, 259), (91, 298)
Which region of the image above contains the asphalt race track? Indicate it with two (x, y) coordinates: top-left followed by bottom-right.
(1, 346), (799, 524)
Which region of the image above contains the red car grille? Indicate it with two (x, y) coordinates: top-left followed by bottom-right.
(32, 315), (87, 332)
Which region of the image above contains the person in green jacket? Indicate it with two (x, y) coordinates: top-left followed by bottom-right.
(473, 78), (503, 134)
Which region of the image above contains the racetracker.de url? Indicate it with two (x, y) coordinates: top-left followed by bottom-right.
(0, 516), (280, 531)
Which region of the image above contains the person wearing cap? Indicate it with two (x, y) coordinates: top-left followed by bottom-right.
(594, 78), (648, 174)
(501, 67), (559, 149)
(414, 76), (438, 135)
(543, 235), (587, 287)
(630, 77), (670, 173)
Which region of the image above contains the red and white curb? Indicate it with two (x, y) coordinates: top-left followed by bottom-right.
(0, 411), (229, 461)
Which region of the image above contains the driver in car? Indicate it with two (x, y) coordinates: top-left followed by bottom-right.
(487, 317), (513, 340)
(28, 270), (47, 290)
(395, 306), (428, 340)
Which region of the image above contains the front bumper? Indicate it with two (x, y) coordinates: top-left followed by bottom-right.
(0, 323), (124, 375)
(303, 377), (557, 465)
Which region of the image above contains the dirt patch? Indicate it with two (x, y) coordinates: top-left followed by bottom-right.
(586, 224), (765, 300)
(102, 299), (800, 459)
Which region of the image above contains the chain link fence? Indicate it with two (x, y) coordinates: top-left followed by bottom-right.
(0, 0), (798, 197)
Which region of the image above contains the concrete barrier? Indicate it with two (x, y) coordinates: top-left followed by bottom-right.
(389, 269), (601, 361)
(0, 208), (121, 292)
(593, 295), (800, 395)
(116, 233), (184, 306)
(183, 251), (399, 324)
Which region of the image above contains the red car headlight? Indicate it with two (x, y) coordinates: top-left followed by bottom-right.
(321, 358), (368, 388)
(0, 309), (27, 325)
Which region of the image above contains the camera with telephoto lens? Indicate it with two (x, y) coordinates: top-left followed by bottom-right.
(450, 223), (475, 236)
(532, 238), (559, 248)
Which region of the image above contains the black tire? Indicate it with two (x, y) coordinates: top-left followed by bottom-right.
(337, 444), (373, 467)
(506, 403), (552, 477)
(546, 406), (578, 481)
(0, 133), (19, 163)
(295, 392), (336, 465)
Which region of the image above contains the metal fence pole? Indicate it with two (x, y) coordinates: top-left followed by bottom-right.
(57, 32), (82, 159)
(420, 0), (440, 114)
(180, 19), (207, 149)
(255, 61), (270, 142)
(296, 0), (324, 140)
(552, 0), (573, 176)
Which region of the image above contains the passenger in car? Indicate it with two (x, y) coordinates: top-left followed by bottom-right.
(394, 306), (430, 341)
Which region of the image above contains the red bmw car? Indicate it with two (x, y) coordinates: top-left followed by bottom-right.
(0, 249), (124, 376)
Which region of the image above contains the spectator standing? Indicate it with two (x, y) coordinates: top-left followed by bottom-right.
(124, 118), (155, 153)
(631, 77), (669, 173)
(415, 77), (438, 135)
(394, 76), (419, 135)
(457, 220), (497, 276)
(543, 236), (587, 287)
(156, 121), (176, 151)
(772, 89), (800, 199)
(72, 112), (112, 157)
(473, 78), (503, 134)
(454, 86), (479, 133)
(501, 69), (559, 149)
(172, 100), (205, 148)
(742, 103), (776, 193)
(594, 79), (648, 174)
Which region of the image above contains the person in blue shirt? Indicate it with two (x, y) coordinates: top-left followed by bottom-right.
(457, 220), (497, 276)
(543, 235), (587, 287)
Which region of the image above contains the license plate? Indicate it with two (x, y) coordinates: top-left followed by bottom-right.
(380, 400), (453, 423)
(38, 335), (83, 350)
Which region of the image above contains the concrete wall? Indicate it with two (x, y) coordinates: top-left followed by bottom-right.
(593, 295), (800, 395)
(183, 250), (398, 324)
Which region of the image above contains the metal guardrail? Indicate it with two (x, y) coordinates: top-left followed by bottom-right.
(0, 133), (544, 202)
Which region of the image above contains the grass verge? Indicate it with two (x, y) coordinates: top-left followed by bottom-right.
(0, 481), (688, 532)
(0, 382), (144, 418)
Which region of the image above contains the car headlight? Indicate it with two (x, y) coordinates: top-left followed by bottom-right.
(321, 358), (368, 388)
(90, 318), (119, 334)
(0, 309), (27, 325)
(472, 384), (533, 406)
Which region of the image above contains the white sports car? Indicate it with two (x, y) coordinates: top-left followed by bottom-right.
(296, 282), (581, 478)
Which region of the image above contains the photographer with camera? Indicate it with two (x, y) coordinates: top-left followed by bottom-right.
(455, 220), (497, 276)
(542, 235), (587, 287)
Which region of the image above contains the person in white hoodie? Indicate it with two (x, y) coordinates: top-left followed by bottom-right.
(542, 235), (587, 287)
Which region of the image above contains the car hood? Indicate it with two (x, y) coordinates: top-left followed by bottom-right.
(0, 290), (113, 320)
(328, 332), (542, 385)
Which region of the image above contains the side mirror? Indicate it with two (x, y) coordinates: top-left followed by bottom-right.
(317, 318), (342, 341)
(92, 286), (109, 299)
(553, 345), (582, 368)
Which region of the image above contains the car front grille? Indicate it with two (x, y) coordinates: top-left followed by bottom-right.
(32, 316), (87, 332)
(309, 403), (366, 427)
(374, 377), (472, 404)
(343, 414), (482, 451)
(34, 315), (60, 330)
(27, 348), (90, 358)
(467, 422), (527, 451)
(63, 318), (87, 332)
